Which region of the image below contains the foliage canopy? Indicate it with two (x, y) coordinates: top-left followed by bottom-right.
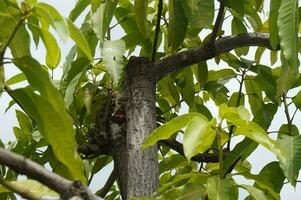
(0, 0), (301, 200)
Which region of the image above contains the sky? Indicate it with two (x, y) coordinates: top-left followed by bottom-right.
(0, 0), (301, 199)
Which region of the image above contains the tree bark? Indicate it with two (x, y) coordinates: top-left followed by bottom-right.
(124, 57), (159, 199)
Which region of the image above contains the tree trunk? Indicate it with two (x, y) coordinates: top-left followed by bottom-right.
(124, 57), (159, 199)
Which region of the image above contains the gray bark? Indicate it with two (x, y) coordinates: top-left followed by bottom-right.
(124, 57), (159, 199)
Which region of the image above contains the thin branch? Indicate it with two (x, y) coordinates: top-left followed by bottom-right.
(0, 148), (102, 200)
(152, 0), (163, 62)
(96, 167), (118, 198)
(226, 68), (246, 150)
(0, 178), (41, 200)
(208, 0), (226, 45)
(291, 107), (299, 124)
(153, 33), (273, 81)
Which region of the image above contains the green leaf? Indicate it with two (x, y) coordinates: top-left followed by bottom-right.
(277, 0), (299, 91)
(159, 154), (187, 173)
(183, 116), (215, 161)
(67, 19), (93, 60)
(239, 185), (267, 200)
(292, 89), (301, 109)
(254, 162), (285, 198)
(69, 0), (90, 22)
(5, 73), (26, 86)
(231, 17), (248, 56)
(0, 179), (58, 197)
(158, 76), (180, 106)
(184, 0), (214, 29)
(9, 25), (31, 58)
(102, 40), (126, 84)
(35, 2), (69, 42)
(40, 27), (61, 69)
(15, 110), (32, 134)
(10, 57), (86, 183)
(192, 61), (208, 90)
(229, 0), (244, 15)
(134, 0), (149, 38)
(91, 0), (118, 44)
(207, 177), (237, 200)
(269, 0), (280, 50)
(168, 0), (188, 51)
(143, 113), (208, 148)
(278, 135), (301, 186)
(60, 58), (91, 107)
(158, 183), (206, 200)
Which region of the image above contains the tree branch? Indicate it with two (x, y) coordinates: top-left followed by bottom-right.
(208, 0), (225, 45)
(152, 0), (163, 62)
(96, 167), (118, 198)
(159, 139), (223, 163)
(153, 33), (273, 81)
(0, 148), (101, 200)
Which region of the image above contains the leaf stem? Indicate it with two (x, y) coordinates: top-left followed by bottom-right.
(283, 93), (292, 135)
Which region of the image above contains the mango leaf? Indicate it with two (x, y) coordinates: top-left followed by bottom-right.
(233, 120), (286, 162)
(168, 0), (188, 51)
(159, 154), (187, 173)
(277, 0), (299, 92)
(254, 162), (285, 198)
(184, 0), (214, 29)
(231, 17), (248, 56)
(102, 40), (126, 84)
(269, 0), (280, 50)
(40, 27), (61, 69)
(292, 90), (301, 109)
(0, 179), (58, 197)
(143, 113), (208, 148)
(59, 58), (91, 107)
(228, 0), (244, 16)
(192, 61), (208, 90)
(158, 183), (206, 200)
(5, 73), (26, 86)
(278, 135), (301, 186)
(207, 177), (237, 200)
(239, 185), (267, 200)
(158, 76), (180, 106)
(9, 25), (31, 58)
(183, 116), (215, 161)
(91, 0), (118, 44)
(35, 2), (69, 42)
(67, 19), (93, 60)
(10, 57), (86, 183)
(69, 0), (90, 22)
(134, 0), (149, 38)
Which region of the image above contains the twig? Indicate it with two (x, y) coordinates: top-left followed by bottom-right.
(0, 178), (41, 200)
(96, 167), (118, 198)
(208, 0), (226, 45)
(152, 0), (163, 62)
(226, 68), (246, 150)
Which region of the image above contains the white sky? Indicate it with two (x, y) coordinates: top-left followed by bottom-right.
(0, 0), (301, 199)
